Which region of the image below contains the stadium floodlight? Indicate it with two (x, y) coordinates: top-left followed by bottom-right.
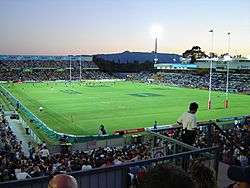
(227, 32), (231, 54)
(224, 32), (231, 108)
(150, 25), (163, 39)
(150, 25), (163, 64)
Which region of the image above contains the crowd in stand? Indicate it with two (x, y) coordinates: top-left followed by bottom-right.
(1, 142), (152, 183)
(0, 59), (119, 81)
(0, 107), (26, 181)
(0, 106), (153, 182)
(0, 59), (98, 70)
(157, 118), (250, 167)
(196, 125), (250, 167)
(125, 71), (250, 94)
(0, 70), (115, 82)
(163, 71), (250, 93)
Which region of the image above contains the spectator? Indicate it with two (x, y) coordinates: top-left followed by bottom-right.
(99, 124), (106, 135)
(242, 119), (250, 130)
(30, 166), (41, 178)
(0, 169), (10, 182)
(243, 130), (250, 150)
(153, 121), (157, 129)
(136, 166), (147, 185)
(127, 167), (137, 188)
(16, 167), (31, 180)
(40, 146), (50, 159)
(48, 174), (78, 188)
(189, 161), (217, 188)
(177, 102), (199, 146)
(139, 163), (196, 188)
(227, 165), (250, 188)
(81, 161), (92, 171)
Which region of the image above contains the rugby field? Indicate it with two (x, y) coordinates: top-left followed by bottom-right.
(1, 81), (249, 135)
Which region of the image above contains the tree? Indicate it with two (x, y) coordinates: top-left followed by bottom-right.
(183, 46), (207, 63)
(93, 56), (154, 73)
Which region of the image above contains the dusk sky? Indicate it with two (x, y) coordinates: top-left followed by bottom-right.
(0, 0), (250, 56)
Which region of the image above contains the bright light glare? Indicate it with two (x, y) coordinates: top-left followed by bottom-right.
(150, 25), (163, 39)
(223, 55), (232, 61)
(247, 55), (250, 60)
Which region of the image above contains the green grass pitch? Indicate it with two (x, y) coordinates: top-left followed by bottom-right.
(2, 81), (250, 135)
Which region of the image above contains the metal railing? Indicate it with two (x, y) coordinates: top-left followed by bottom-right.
(150, 116), (250, 164)
(0, 146), (219, 188)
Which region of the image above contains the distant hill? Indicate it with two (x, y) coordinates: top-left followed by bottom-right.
(96, 51), (182, 63)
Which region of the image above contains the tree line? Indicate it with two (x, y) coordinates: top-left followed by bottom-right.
(93, 56), (154, 73)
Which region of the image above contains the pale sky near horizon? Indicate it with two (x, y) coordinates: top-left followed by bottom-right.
(0, 0), (250, 56)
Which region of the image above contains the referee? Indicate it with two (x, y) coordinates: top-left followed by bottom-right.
(177, 102), (199, 146)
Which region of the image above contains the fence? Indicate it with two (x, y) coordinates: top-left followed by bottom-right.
(0, 146), (220, 188)
(149, 117), (250, 165)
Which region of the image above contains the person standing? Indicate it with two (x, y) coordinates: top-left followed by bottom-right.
(99, 124), (106, 135)
(16, 100), (20, 110)
(153, 120), (157, 129)
(177, 102), (199, 146)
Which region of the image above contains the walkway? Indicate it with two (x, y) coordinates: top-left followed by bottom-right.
(5, 111), (37, 156)
(218, 162), (234, 187)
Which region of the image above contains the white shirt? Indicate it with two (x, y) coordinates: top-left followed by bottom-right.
(177, 112), (197, 130)
(16, 172), (31, 180)
(82, 165), (92, 171)
(40, 148), (50, 157)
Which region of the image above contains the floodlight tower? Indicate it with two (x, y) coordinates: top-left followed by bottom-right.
(151, 25), (162, 64)
(154, 38), (158, 63)
(208, 29), (214, 110)
(224, 32), (231, 108)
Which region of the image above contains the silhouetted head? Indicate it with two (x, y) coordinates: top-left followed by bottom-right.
(228, 165), (250, 187)
(140, 163), (196, 188)
(48, 174), (78, 188)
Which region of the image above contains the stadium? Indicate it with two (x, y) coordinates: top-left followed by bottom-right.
(0, 52), (250, 188)
(1, 1), (250, 187)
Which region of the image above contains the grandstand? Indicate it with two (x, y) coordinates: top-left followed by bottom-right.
(0, 55), (250, 187)
(153, 56), (250, 94)
(0, 55), (100, 81)
(154, 57), (250, 71)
